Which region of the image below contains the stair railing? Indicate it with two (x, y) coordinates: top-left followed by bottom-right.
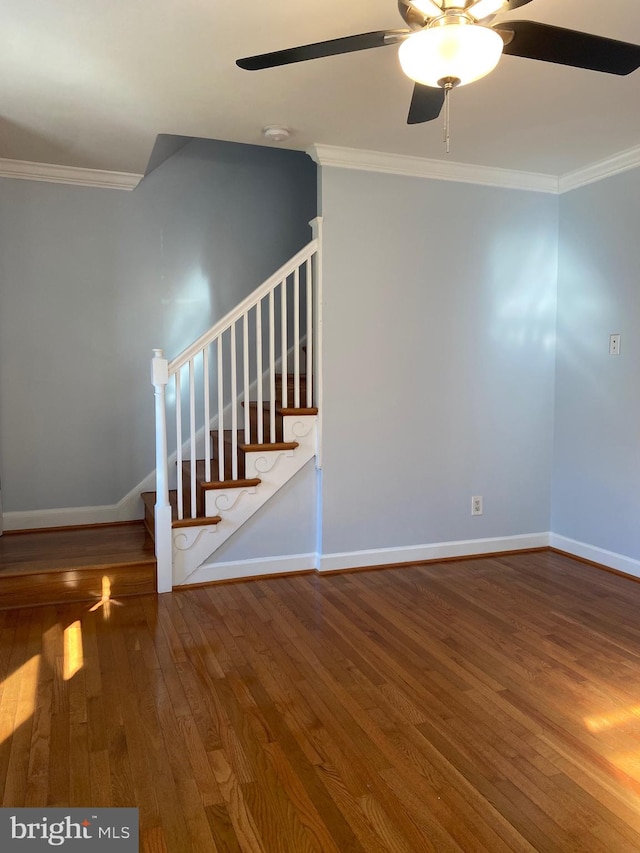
(151, 218), (322, 592)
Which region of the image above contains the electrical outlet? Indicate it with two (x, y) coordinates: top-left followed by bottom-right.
(471, 496), (483, 516)
(609, 334), (621, 355)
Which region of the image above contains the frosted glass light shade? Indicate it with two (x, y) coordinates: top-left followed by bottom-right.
(398, 24), (504, 87)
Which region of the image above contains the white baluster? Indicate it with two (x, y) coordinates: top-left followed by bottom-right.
(231, 322), (238, 480)
(269, 289), (276, 442)
(189, 358), (196, 517)
(243, 313), (250, 443)
(256, 300), (263, 444)
(217, 335), (224, 482)
(175, 369), (183, 520)
(151, 349), (172, 593)
(203, 346), (211, 482)
(281, 278), (287, 409)
(306, 257), (313, 408)
(294, 267), (300, 408)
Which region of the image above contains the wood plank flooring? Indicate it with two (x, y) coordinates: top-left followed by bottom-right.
(2, 549), (640, 851)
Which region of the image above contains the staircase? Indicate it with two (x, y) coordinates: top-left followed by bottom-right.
(147, 219), (322, 591)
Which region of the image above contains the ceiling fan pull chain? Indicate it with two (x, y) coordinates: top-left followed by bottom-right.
(441, 79), (457, 155)
(444, 85), (450, 153)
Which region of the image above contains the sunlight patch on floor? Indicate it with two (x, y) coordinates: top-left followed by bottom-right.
(89, 575), (123, 618)
(608, 751), (640, 785)
(0, 654), (41, 745)
(584, 706), (640, 733)
(63, 621), (84, 681)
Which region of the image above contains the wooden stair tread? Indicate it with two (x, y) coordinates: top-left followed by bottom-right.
(172, 514), (222, 529)
(141, 489), (222, 538)
(141, 490), (221, 530)
(180, 460), (261, 491)
(202, 478), (261, 491)
(210, 430), (298, 454)
(0, 521), (156, 609)
(0, 521), (155, 576)
(241, 441), (298, 453)
(209, 430), (304, 462)
(279, 407), (318, 416)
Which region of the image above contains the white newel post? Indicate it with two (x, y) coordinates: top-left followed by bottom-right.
(310, 216), (323, 469)
(151, 348), (173, 593)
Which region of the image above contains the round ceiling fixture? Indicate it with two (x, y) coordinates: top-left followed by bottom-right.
(262, 125), (292, 143)
(398, 22), (504, 88)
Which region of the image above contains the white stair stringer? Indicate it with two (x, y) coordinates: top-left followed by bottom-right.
(172, 415), (317, 586)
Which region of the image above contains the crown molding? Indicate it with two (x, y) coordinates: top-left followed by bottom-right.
(1, 143), (638, 195)
(558, 144), (640, 194)
(308, 143), (559, 194)
(0, 158), (142, 190)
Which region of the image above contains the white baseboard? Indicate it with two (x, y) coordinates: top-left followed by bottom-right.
(179, 553), (316, 586)
(179, 533), (640, 586)
(549, 534), (640, 580)
(318, 533), (550, 573)
(2, 490), (145, 531)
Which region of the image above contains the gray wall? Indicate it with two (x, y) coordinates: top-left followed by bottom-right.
(5, 138), (639, 568)
(0, 139), (317, 511)
(319, 168), (559, 555)
(553, 169), (640, 559)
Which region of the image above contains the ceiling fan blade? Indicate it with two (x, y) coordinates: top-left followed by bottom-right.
(499, 21), (640, 75)
(237, 30), (402, 70)
(504, 0), (534, 9)
(407, 84), (445, 124)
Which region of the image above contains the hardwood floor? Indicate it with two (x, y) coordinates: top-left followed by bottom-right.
(2, 549), (640, 851)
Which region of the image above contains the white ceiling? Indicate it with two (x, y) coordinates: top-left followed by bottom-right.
(1, 0), (639, 177)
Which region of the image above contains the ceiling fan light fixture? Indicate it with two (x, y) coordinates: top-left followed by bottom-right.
(398, 23), (504, 87)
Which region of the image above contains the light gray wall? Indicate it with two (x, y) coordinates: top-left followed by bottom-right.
(553, 169), (640, 559)
(0, 139), (317, 512)
(319, 168), (558, 555)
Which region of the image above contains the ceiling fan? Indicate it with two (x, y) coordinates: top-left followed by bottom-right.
(236, 0), (640, 127)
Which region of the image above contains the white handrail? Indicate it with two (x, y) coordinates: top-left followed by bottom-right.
(168, 238), (318, 376)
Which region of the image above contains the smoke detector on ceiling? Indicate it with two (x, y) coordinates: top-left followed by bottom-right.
(262, 125), (291, 143)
